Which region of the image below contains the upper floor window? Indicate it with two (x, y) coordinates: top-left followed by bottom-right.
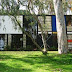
(38, 16), (52, 32)
(66, 16), (72, 31)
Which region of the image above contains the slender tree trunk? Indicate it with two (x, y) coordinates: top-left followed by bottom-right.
(28, 0), (47, 54)
(13, 16), (47, 54)
(38, 4), (47, 54)
(53, 0), (68, 54)
(35, 16), (47, 54)
(41, 33), (47, 53)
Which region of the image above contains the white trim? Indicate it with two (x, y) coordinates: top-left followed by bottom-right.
(38, 32), (52, 34)
(67, 32), (72, 34)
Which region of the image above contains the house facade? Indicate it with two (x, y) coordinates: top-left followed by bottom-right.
(0, 15), (72, 51)
(0, 16), (26, 50)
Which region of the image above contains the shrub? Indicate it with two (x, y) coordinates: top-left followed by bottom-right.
(48, 46), (58, 51)
(4, 45), (11, 51)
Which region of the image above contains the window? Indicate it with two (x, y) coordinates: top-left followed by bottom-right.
(66, 16), (72, 31)
(38, 16), (52, 32)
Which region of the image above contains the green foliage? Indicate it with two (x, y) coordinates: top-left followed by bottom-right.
(19, 47), (26, 51)
(26, 45), (34, 51)
(68, 49), (72, 53)
(4, 45), (25, 51)
(62, 1), (68, 12)
(0, 0), (70, 15)
(4, 45), (11, 51)
(0, 51), (72, 72)
(11, 47), (24, 51)
(49, 46), (58, 51)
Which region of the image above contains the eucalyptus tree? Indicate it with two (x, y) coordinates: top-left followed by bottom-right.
(53, 0), (68, 54)
(0, 0), (50, 54)
(18, 0), (49, 54)
(0, 0), (68, 54)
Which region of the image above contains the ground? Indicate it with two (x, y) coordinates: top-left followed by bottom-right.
(0, 51), (72, 72)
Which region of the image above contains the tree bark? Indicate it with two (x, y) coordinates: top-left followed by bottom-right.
(33, 15), (47, 54)
(53, 0), (68, 54)
(28, 0), (47, 54)
(13, 16), (47, 54)
(41, 33), (47, 54)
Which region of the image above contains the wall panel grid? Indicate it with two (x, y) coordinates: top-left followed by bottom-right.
(67, 34), (72, 49)
(38, 16), (52, 32)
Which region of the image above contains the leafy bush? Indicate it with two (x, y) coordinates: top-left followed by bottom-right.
(25, 45), (34, 51)
(48, 46), (58, 51)
(4, 45), (11, 51)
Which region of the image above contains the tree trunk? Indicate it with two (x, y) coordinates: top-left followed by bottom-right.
(28, 0), (47, 54)
(53, 0), (68, 54)
(13, 16), (47, 54)
(41, 33), (47, 54)
(32, 15), (47, 54)
(37, 18), (47, 54)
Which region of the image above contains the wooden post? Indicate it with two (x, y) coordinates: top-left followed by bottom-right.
(8, 34), (11, 47)
(4, 34), (7, 47)
(23, 34), (26, 48)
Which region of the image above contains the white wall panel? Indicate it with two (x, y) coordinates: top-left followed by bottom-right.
(0, 16), (23, 34)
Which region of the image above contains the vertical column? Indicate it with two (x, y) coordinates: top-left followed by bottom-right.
(23, 34), (26, 48)
(4, 34), (7, 47)
(8, 34), (11, 47)
(23, 15), (26, 48)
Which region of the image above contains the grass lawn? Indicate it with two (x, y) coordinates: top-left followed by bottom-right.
(0, 51), (72, 72)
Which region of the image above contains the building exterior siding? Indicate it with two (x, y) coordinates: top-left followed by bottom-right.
(0, 15), (72, 50)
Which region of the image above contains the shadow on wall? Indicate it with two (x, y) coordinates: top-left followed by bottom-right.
(0, 53), (72, 72)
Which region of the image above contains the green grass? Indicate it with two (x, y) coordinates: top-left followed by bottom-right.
(0, 51), (72, 72)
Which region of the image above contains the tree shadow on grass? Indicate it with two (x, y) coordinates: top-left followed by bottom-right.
(0, 53), (72, 72)
(0, 55), (33, 72)
(0, 62), (33, 72)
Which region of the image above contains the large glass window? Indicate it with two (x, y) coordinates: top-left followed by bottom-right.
(11, 34), (23, 49)
(38, 16), (52, 32)
(66, 16), (72, 31)
(24, 16), (37, 39)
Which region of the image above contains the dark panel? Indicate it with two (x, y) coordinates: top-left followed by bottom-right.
(11, 34), (23, 50)
(52, 16), (56, 32)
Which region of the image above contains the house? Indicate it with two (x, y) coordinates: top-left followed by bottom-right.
(0, 15), (26, 50)
(0, 15), (72, 51)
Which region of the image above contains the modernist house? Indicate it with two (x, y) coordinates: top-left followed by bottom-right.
(0, 15), (24, 50)
(0, 0), (72, 51)
(0, 15), (72, 51)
